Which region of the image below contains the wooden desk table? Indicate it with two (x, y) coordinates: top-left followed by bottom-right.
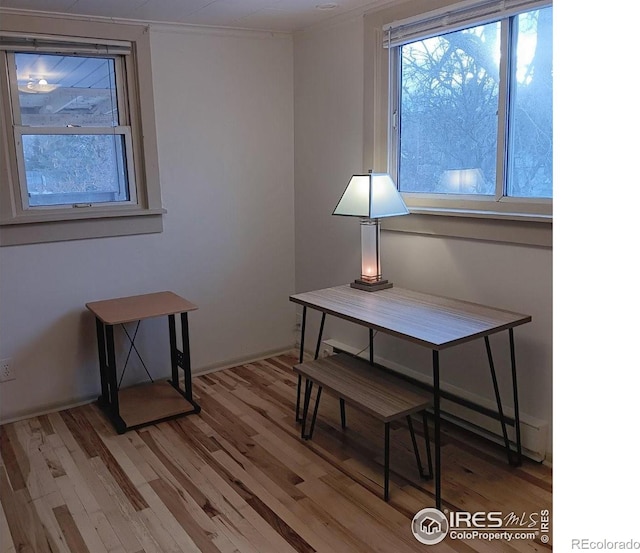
(289, 285), (531, 508)
(86, 291), (201, 434)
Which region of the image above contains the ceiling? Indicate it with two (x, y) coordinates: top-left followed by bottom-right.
(0, 0), (393, 32)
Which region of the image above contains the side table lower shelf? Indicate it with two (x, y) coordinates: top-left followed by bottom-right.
(98, 380), (200, 432)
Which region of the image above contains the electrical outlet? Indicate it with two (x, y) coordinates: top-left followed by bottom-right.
(0, 358), (15, 383)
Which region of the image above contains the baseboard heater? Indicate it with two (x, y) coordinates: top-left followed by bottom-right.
(322, 339), (548, 463)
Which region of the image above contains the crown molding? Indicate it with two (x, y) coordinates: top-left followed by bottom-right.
(0, 7), (291, 40)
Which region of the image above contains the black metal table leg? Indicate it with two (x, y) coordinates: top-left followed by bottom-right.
(369, 328), (374, 365)
(422, 410), (433, 479)
(485, 336), (513, 465)
(314, 313), (326, 359)
(433, 350), (441, 509)
(509, 329), (522, 465)
(384, 422), (390, 501)
(295, 307), (307, 422)
(340, 398), (346, 429)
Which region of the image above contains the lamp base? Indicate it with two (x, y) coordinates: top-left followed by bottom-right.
(350, 279), (393, 292)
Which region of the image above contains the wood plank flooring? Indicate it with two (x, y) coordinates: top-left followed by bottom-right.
(0, 351), (552, 552)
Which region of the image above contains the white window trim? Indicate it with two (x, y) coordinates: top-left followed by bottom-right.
(0, 13), (164, 246)
(363, 0), (552, 248)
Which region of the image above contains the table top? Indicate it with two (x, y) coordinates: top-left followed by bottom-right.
(86, 291), (197, 325)
(290, 285), (531, 350)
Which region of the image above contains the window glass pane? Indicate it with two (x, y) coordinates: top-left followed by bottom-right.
(22, 134), (129, 206)
(507, 7), (553, 198)
(15, 53), (119, 127)
(399, 22), (500, 194)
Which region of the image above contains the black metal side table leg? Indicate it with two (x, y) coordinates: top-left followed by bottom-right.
(168, 312), (200, 414)
(95, 318), (109, 409)
(168, 314), (179, 387)
(105, 324), (126, 434)
(180, 312), (196, 406)
(181, 312), (200, 412)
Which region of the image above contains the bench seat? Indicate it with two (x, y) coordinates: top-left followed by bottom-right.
(294, 353), (432, 500)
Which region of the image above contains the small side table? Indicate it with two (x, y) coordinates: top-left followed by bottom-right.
(86, 291), (201, 434)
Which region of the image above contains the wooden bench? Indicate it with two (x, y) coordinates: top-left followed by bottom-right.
(294, 352), (432, 501)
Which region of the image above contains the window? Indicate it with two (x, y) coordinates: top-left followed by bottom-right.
(387, 0), (552, 220)
(0, 16), (163, 246)
(10, 52), (135, 208)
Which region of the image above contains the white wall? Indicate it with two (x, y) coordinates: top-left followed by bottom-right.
(0, 24), (295, 422)
(293, 16), (553, 457)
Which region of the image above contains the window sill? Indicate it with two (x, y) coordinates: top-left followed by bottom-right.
(0, 208), (165, 246)
(382, 209), (552, 248)
(1, 206), (166, 226)
(408, 205), (551, 223)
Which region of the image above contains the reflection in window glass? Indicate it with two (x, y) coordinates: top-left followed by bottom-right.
(15, 53), (118, 127)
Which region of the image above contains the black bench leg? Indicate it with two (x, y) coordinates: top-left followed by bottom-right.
(384, 422), (390, 501)
(308, 386), (323, 439)
(407, 415), (426, 479)
(300, 379), (313, 439)
(340, 398), (346, 429)
(295, 375), (303, 422)
(301, 380), (323, 440)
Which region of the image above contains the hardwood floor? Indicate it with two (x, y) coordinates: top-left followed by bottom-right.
(0, 351), (552, 552)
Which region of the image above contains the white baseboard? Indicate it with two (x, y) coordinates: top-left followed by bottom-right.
(0, 345), (297, 426)
(322, 339), (549, 463)
(195, 346), (295, 376)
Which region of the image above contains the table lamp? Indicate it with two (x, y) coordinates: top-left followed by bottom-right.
(333, 171), (409, 291)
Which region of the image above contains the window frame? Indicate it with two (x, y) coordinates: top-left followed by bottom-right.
(7, 50), (139, 211)
(388, 2), (552, 220)
(0, 14), (164, 246)
(363, 0), (552, 248)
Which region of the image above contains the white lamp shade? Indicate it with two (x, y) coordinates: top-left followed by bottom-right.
(333, 173), (409, 218)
